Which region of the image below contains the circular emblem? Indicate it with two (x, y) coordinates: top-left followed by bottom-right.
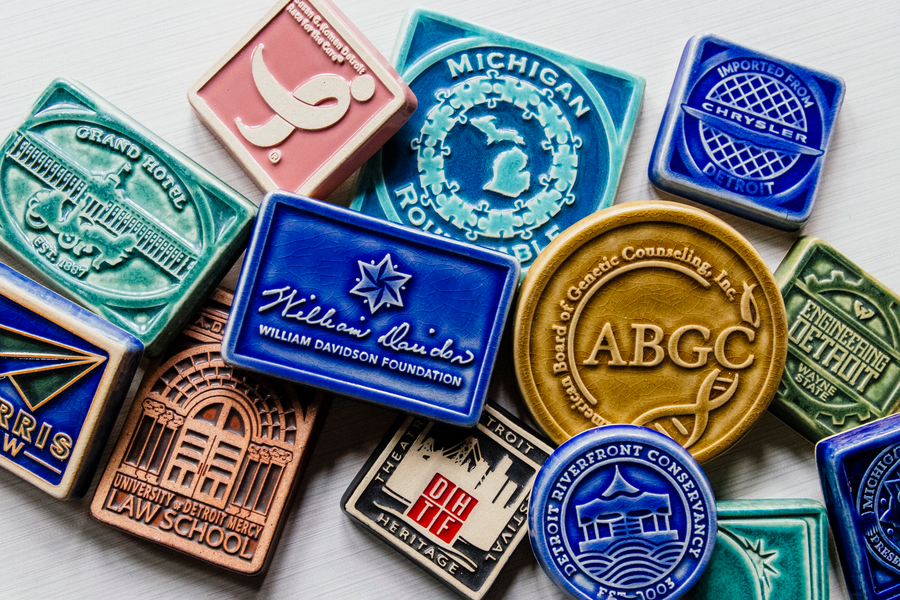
(529, 425), (717, 600)
(373, 44), (613, 270)
(857, 444), (900, 574)
(514, 201), (787, 461)
(681, 59), (825, 197)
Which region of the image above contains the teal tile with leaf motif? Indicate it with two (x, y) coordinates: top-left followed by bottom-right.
(684, 499), (828, 600)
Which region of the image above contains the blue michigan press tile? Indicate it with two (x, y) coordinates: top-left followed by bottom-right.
(0, 261), (142, 499)
(529, 425), (717, 600)
(221, 191), (519, 426)
(818, 413), (900, 600)
(683, 499), (828, 600)
(649, 35), (845, 231)
(351, 9), (644, 272)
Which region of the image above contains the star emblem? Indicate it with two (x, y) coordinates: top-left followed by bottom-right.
(350, 254), (412, 315)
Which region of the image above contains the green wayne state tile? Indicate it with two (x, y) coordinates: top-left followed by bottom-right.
(772, 237), (900, 441)
(684, 499), (828, 600)
(0, 79), (256, 355)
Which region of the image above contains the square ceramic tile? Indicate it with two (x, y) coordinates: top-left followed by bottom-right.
(649, 35), (844, 230)
(351, 9), (643, 272)
(342, 404), (552, 599)
(818, 413), (900, 600)
(189, 0), (416, 198)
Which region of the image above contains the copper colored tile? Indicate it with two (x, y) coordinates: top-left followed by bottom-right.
(91, 289), (324, 574)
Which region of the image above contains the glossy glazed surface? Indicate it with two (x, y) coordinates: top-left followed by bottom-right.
(0, 80), (257, 354)
(0, 261), (141, 498)
(515, 201), (787, 461)
(189, 0), (416, 198)
(817, 413), (900, 600)
(351, 9), (643, 273)
(342, 403), (553, 599)
(649, 35), (845, 230)
(684, 499), (828, 600)
(529, 425), (717, 600)
(772, 237), (900, 443)
(0, 0), (893, 597)
(223, 191), (519, 425)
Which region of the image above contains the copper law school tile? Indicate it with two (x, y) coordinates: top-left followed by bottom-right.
(514, 201), (787, 462)
(91, 289), (323, 574)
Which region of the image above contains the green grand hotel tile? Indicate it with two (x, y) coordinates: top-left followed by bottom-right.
(0, 79), (256, 355)
(772, 237), (900, 441)
(684, 499), (828, 600)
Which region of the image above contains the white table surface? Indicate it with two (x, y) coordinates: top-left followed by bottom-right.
(1, 0), (897, 597)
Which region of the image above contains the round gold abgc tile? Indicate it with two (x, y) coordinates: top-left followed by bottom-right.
(514, 201), (787, 462)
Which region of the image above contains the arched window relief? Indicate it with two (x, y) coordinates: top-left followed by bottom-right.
(163, 393), (250, 509)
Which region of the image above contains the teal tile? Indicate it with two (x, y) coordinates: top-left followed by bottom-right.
(684, 499), (828, 600)
(0, 79), (256, 354)
(351, 9), (643, 273)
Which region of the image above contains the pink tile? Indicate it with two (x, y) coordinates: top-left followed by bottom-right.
(190, 0), (416, 197)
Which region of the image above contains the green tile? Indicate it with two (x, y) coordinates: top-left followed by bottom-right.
(0, 79), (256, 354)
(685, 499), (828, 600)
(772, 236), (900, 441)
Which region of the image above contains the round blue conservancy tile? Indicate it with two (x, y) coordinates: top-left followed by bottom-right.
(529, 425), (717, 600)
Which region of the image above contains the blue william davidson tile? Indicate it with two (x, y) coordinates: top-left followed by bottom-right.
(222, 191), (519, 426)
(351, 9), (643, 273)
(649, 35), (845, 230)
(818, 413), (900, 600)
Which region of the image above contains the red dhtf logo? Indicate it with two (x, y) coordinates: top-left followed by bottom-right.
(408, 473), (478, 543)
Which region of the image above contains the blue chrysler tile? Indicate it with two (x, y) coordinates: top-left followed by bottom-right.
(222, 191), (518, 426)
(649, 35), (845, 230)
(818, 413), (900, 600)
(0, 261), (142, 498)
(351, 9), (643, 272)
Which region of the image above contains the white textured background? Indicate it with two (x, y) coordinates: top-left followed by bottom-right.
(0, 0), (898, 597)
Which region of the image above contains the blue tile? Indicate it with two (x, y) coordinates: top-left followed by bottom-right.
(222, 191), (519, 426)
(649, 35), (845, 230)
(351, 9), (643, 272)
(529, 424), (717, 600)
(0, 262), (142, 498)
(817, 413), (900, 600)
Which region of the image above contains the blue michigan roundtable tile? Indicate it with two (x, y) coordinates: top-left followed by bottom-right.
(818, 413), (900, 600)
(0, 262), (142, 499)
(684, 499), (828, 600)
(222, 191), (519, 426)
(351, 9), (644, 272)
(649, 35), (845, 230)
